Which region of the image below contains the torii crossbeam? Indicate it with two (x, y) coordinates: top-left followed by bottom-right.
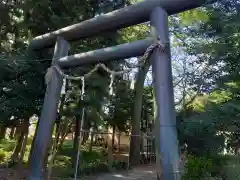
(28, 0), (216, 180)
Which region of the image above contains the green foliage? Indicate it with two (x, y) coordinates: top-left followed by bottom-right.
(54, 155), (72, 168)
(0, 138), (32, 164)
(0, 2), (145, 160)
(58, 140), (73, 157)
(120, 24), (148, 43)
(81, 151), (104, 164)
(223, 163), (240, 180)
(174, 1), (240, 156)
(54, 140), (109, 177)
(0, 139), (16, 163)
(0, 149), (6, 162)
(209, 155), (240, 179)
(107, 78), (134, 131)
(179, 86), (240, 154)
(182, 155), (240, 180)
(0, 139), (16, 152)
(183, 155), (213, 180)
(178, 9), (209, 26)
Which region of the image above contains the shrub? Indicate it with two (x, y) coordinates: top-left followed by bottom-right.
(0, 139), (16, 152)
(223, 163), (240, 180)
(182, 155), (213, 180)
(182, 154), (240, 180)
(212, 155), (240, 180)
(0, 149), (6, 162)
(54, 155), (71, 168)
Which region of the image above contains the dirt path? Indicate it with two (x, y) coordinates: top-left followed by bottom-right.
(80, 166), (157, 180)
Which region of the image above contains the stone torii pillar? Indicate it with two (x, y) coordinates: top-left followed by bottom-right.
(150, 7), (180, 180)
(29, 37), (69, 180)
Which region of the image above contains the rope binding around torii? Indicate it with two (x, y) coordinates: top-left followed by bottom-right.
(44, 28), (168, 85)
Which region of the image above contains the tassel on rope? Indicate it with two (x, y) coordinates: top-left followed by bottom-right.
(109, 74), (114, 96)
(81, 77), (85, 99)
(61, 77), (66, 95)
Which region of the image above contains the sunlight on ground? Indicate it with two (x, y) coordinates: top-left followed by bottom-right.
(107, 168), (156, 180)
(113, 170), (155, 178)
(113, 174), (126, 178)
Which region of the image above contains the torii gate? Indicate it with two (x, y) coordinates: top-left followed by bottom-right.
(28, 0), (216, 179)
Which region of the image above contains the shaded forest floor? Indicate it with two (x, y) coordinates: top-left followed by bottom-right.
(0, 139), (158, 179)
(0, 165), (157, 180)
(75, 165), (157, 180)
(0, 165), (28, 180)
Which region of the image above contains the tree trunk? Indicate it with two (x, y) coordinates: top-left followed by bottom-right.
(56, 80), (68, 146)
(19, 120), (29, 162)
(11, 132), (24, 163)
(112, 126), (116, 152)
(57, 122), (73, 150)
(0, 126), (6, 140)
(140, 131), (144, 154)
(130, 59), (151, 166)
(72, 117), (80, 167)
(118, 131), (121, 153)
(28, 119), (40, 164)
(44, 121), (73, 178)
(19, 134), (28, 162)
(44, 112), (64, 170)
(82, 122), (90, 145)
(11, 119), (29, 163)
(47, 121), (73, 180)
(89, 130), (94, 153)
(107, 126), (115, 172)
(14, 126), (21, 139)
(55, 122), (60, 145)
(9, 127), (15, 139)
(44, 119), (62, 169)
